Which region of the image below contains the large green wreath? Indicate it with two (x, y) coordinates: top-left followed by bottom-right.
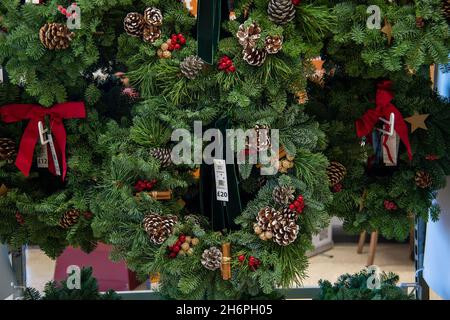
(90, 0), (333, 299)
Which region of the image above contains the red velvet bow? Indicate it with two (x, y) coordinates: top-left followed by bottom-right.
(355, 80), (412, 161)
(0, 102), (86, 180)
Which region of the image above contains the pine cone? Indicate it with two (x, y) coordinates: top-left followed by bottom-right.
(143, 213), (178, 245)
(416, 16), (425, 28)
(271, 209), (299, 246)
(267, 0), (296, 25)
(39, 23), (74, 50)
(236, 22), (261, 48)
(326, 161), (347, 186)
(415, 170), (432, 189)
(265, 35), (283, 54)
(256, 207), (278, 232)
(243, 47), (267, 66)
(150, 147), (173, 167)
(143, 25), (161, 43)
(143, 7), (163, 27)
(124, 12), (145, 37)
(60, 209), (81, 228)
(443, 0), (450, 21)
(295, 90), (308, 104)
(201, 247), (222, 271)
(180, 56), (205, 79)
(272, 185), (295, 205)
(0, 138), (17, 163)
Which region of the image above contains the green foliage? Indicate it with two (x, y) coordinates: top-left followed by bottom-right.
(23, 267), (120, 300)
(309, 74), (450, 240)
(317, 268), (414, 300)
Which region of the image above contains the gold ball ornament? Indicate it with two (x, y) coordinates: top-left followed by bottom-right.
(282, 159), (291, 169)
(286, 154), (295, 161)
(162, 50), (171, 59)
(187, 248), (194, 255)
(185, 236), (192, 243)
(191, 238), (200, 246)
(161, 43), (169, 51)
(265, 231), (273, 240)
(254, 224), (263, 235)
(157, 49), (163, 58)
(178, 250), (186, 256)
(181, 242), (190, 251)
(259, 233), (268, 241)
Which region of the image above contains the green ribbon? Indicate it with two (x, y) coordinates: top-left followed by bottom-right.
(197, 0), (222, 64)
(199, 117), (242, 231)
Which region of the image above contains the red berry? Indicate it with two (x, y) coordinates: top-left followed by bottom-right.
(168, 44), (175, 51)
(179, 37), (186, 45)
(174, 43), (181, 50)
(177, 33), (183, 39)
(289, 204), (295, 210)
(171, 35), (178, 42)
(228, 65), (236, 73)
(176, 240), (182, 247)
(238, 255), (245, 262)
(179, 235), (186, 243)
(173, 246), (181, 253)
(169, 252), (177, 258)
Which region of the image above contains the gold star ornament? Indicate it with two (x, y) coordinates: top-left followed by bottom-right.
(405, 112), (429, 133)
(381, 18), (393, 45)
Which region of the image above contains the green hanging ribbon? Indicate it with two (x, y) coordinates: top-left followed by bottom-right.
(197, 0), (222, 64)
(199, 117), (242, 231)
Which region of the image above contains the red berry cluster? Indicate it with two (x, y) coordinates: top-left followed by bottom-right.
(289, 195), (305, 214)
(384, 200), (398, 211)
(83, 211), (93, 220)
(134, 179), (157, 192)
(218, 56), (236, 73)
(238, 255), (261, 271)
(57, 3), (78, 18)
(291, 0), (301, 5)
(167, 234), (198, 259)
(426, 154), (439, 161)
(332, 183), (343, 193)
(16, 212), (25, 225)
(168, 33), (186, 51)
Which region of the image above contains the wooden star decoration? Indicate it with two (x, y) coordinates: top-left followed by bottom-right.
(381, 18), (393, 45)
(405, 112), (430, 133)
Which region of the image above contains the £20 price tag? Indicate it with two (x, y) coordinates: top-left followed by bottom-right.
(213, 159), (229, 202)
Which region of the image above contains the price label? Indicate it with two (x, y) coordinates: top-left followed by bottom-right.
(47, 133), (61, 176)
(213, 159), (229, 202)
(37, 144), (48, 168)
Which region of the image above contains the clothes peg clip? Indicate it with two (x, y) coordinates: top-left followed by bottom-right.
(38, 121), (50, 145)
(37, 121), (61, 176)
(376, 112), (395, 136)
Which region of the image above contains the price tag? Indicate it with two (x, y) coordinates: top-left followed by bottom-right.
(213, 159), (229, 202)
(47, 133), (61, 176)
(0, 66), (3, 84)
(37, 144), (48, 168)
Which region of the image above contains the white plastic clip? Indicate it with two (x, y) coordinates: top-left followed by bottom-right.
(376, 112), (395, 136)
(38, 121), (50, 145)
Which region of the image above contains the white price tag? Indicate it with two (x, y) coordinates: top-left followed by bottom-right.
(213, 159), (229, 202)
(37, 144), (48, 168)
(47, 133), (61, 176)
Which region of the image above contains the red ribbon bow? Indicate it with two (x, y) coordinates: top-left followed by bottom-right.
(355, 80), (412, 161)
(0, 102), (86, 180)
